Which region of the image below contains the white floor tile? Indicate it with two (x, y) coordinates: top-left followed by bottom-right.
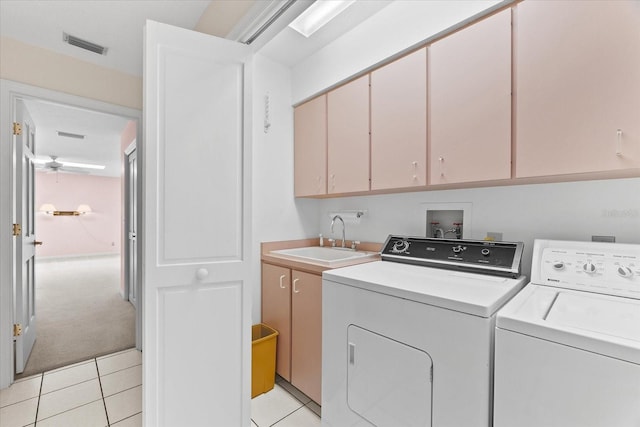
(111, 412), (142, 427)
(0, 375), (41, 408)
(251, 384), (305, 427)
(100, 364), (142, 397)
(272, 406), (321, 427)
(104, 385), (142, 424)
(45, 359), (95, 375)
(13, 373), (42, 384)
(41, 361), (98, 394)
(96, 349), (141, 376)
(36, 400), (108, 427)
(37, 378), (102, 420)
(96, 347), (137, 360)
(0, 396), (38, 427)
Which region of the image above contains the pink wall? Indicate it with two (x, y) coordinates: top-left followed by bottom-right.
(35, 171), (121, 258)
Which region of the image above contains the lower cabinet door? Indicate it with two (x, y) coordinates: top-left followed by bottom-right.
(290, 270), (322, 403)
(261, 263), (292, 381)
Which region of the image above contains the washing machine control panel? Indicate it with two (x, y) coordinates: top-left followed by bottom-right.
(381, 235), (524, 278)
(533, 240), (640, 299)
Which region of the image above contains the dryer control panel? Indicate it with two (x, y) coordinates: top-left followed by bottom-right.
(380, 235), (524, 278)
(531, 239), (640, 299)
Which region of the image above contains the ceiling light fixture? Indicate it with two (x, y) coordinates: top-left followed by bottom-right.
(288, 0), (356, 38)
(32, 158), (105, 170)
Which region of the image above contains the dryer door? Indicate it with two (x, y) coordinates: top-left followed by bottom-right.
(347, 325), (433, 426)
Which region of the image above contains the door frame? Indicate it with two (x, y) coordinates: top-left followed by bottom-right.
(0, 79), (142, 388)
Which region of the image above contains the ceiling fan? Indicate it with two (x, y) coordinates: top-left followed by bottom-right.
(35, 155), (105, 174)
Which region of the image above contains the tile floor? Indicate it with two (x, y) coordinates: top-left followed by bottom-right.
(1, 348), (320, 427)
(0, 348), (142, 427)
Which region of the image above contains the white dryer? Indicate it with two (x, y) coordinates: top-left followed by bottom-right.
(494, 239), (640, 427)
(322, 236), (527, 427)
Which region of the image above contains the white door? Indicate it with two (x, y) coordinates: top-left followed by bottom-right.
(126, 144), (137, 306)
(124, 142), (141, 351)
(14, 99), (37, 374)
(144, 20), (252, 427)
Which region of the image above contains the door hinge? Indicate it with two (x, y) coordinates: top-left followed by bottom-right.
(12, 122), (22, 136)
(13, 324), (22, 337)
(12, 223), (22, 236)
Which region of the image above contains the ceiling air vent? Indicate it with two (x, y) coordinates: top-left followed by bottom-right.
(63, 32), (108, 55)
(57, 131), (85, 139)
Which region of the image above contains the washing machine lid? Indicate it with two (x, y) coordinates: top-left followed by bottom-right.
(497, 284), (640, 364)
(322, 261), (527, 317)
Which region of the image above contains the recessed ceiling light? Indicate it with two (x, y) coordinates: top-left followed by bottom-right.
(289, 0), (356, 38)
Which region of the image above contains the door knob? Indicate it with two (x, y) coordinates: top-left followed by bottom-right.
(33, 241), (43, 246)
(196, 268), (209, 280)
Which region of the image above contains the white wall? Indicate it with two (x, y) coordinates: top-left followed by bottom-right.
(317, 178), (640, 279)
(251, 53), (320, 322)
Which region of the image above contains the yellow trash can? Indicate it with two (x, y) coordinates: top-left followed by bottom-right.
(252, 323), (279, 398)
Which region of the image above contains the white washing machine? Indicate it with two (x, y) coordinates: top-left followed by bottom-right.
(494, 239), (640, 427)
(322, 235), (527, 427)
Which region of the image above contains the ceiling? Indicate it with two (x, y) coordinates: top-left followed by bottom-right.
(0, 0), (393, 177)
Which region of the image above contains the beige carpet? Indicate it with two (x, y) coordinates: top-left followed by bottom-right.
(17, 255), (135, 377)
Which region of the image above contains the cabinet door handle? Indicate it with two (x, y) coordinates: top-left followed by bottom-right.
(279, 274), (286, 289)
(293, 278), (300, 293)
(616, 129), (623, 156)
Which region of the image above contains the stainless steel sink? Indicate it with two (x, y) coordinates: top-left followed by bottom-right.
(270, 246), (377, 266)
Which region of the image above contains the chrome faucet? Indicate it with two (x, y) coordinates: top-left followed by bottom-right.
(330, 215), (346, 248)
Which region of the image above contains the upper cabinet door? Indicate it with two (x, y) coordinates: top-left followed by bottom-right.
(430, 10), (512, 184)
(371, 48), (427, 190)
(515, 0), (640, 177)
(294, 95), (327, 197)
(328, 75), (370, 194)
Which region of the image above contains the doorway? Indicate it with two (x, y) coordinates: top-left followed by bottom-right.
(0, 80), (142, 385)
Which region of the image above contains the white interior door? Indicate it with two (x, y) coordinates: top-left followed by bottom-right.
(144, 20), (252, 427)
(126, 144), (137, 306)
(14, 98), (37, 374)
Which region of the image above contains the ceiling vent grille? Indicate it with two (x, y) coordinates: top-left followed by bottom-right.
(63, 32), (108, 55)
(57, 131), (85, 139)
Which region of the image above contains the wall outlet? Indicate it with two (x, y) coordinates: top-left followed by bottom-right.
(486, 232), (503, 241)
(592, 235), (615, 243)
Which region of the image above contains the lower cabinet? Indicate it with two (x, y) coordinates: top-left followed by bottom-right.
(261, 263), (322, 403)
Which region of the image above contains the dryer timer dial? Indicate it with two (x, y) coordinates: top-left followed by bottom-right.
(582, 262), (597, 274)
(617, 266), (634, 278)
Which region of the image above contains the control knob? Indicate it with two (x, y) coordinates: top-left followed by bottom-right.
(583, 262), (597, 274)
(392, 240), (410, 254)
(481, 248), (491, 257)
(552, 262), (565, 271)
(617, 266), (634, 278)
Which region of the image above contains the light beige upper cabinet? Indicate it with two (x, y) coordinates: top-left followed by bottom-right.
(327, 75), (370, 194)
(429, 10), (512, 184)
(294, 95), (327, 196)
(371, 48), (427, 190)
(290, 270), (322, 404)
(514, 0), (640, 178)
